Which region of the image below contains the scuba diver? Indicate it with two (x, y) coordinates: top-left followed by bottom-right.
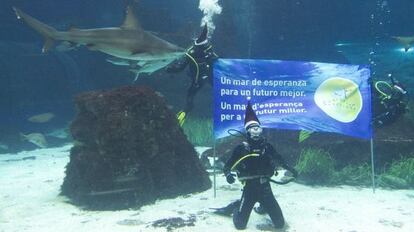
(165, 24), (219, 126)
(372, 75), (408, 127)
(213, 98), (298, 230)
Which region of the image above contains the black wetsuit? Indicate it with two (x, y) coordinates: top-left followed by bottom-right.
(223, 138), (297, 230)
(166, 43), (218, 114)
(372, 83), (408, 127)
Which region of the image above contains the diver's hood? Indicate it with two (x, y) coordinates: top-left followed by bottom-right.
(195, 24), (208, 46)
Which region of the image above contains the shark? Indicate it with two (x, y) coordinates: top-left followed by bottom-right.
(13, 6), (185, 62)
(391, 36), (414, 52)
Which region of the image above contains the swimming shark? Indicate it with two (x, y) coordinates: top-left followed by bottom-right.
(13, 6), (185, 61)
(392, 36), (414, 52)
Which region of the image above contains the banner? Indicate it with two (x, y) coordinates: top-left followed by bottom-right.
(213, 59), (372, 139)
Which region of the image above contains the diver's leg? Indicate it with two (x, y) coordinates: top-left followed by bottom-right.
(259, 183), (285, 228)
(184, 82), (202, 114)
(233, 187), (256, 230)
(177, 83), (201, 126)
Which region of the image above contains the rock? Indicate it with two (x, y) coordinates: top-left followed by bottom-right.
(150, 216), (196, 231)
(61, 86), (211, 210)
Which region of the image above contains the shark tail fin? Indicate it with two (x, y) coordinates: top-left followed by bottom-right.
(13, 7), (58, 53)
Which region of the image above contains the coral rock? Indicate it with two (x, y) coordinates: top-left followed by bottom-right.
(61, 85), (211, 210)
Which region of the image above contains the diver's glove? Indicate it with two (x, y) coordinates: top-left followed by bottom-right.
(226, 173), (236, 184)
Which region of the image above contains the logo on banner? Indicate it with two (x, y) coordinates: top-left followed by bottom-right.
(314, 77), (363, 123)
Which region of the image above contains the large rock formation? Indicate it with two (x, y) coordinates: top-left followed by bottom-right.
(61, 86), (211, 210)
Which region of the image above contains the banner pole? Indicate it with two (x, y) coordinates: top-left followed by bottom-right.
(370, 138), (376, 193)
(213, 137), (217, 198)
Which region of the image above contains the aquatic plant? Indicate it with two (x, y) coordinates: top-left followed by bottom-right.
(295, 148), (335, 185)
(332, 163), (372, 186)
(182, 117), (213, 146)
(381, 157), (414, 188)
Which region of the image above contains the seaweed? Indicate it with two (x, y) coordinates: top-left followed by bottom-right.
(381, 157), (414, 188)
(295, 148), (335, 185)
(182, 117), (213, 146)
(332, 163), (372, 186)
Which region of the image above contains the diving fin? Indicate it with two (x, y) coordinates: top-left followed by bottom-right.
(211, 200), (240, 217)
(177, 111), (186, 127)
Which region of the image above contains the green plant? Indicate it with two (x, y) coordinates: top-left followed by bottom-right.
(182, 117), (213, 146)
(332, 163), (372, 186)
(381, 157), (414, 188)
(295, 148), (335, 185)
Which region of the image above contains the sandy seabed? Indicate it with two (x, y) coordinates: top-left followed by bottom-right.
(1, 145), (413, 232)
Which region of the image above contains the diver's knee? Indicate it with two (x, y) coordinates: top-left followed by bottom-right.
(273, 219), (285, 229)
(234, 220), (247, 230)
(233, 213), (247, 230)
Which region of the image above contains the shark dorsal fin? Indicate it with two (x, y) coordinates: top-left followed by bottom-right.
(121, 6), (142, 30)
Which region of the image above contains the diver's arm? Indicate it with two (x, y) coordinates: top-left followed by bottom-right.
(165, 55), (189, 73)
(223, 145), (243, 176)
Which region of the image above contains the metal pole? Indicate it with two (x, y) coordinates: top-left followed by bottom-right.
(213, 139), (217, 198)
(370, 138), (376, 193)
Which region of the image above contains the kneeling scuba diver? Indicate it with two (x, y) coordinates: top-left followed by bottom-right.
(211, 98), (298, 230)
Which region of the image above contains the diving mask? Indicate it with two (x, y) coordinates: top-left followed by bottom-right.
(248, 125), (263, 140)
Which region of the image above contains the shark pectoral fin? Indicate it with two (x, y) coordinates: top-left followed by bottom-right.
(121, 6), (143, 31)
(42, 38), (55, 53)
(133, 73), (140, 82)
(129, 69), (140, 82)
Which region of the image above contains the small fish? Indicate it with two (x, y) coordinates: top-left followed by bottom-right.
(21, 133), (48, 148)
(0, 142), (9, 150)
(27, 112), (55, 123)
(46, 128), (69, 139)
